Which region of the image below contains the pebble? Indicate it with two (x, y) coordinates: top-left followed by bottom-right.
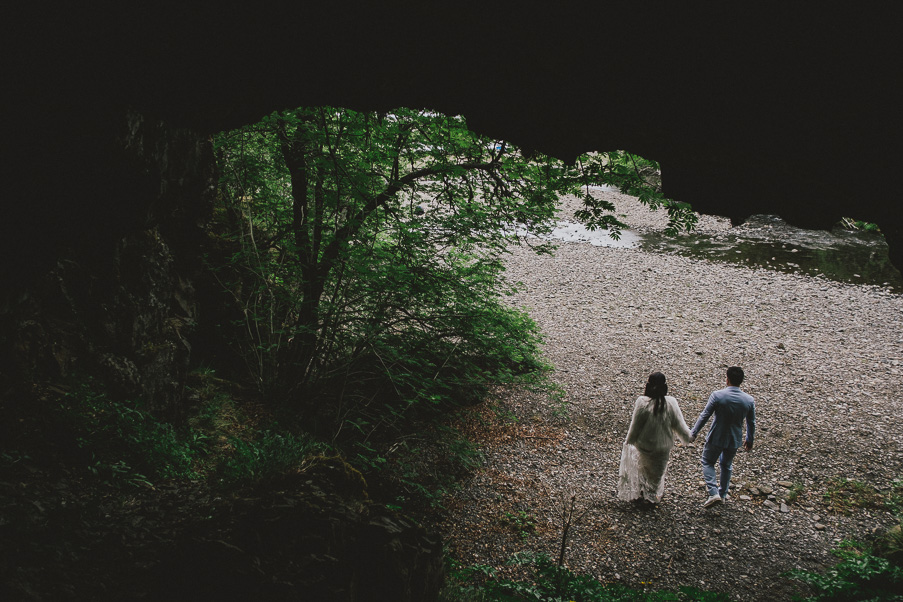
(442, 191), (903, 602)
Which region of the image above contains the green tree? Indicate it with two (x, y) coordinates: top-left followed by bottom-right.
(212, 106), (693, 431)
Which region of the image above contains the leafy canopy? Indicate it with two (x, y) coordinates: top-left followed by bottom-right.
(212, 106), (693, 438)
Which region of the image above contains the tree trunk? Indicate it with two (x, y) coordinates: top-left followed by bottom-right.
(278, 117), (328, 391)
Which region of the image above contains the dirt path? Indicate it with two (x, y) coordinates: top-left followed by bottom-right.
(440, 191), (903, 600)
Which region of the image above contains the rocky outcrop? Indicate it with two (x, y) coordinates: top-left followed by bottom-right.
(0, 110), (213, 418)
(3, 9), (901, 411)
(6, 5), (903, 281)
(1, 7), (899, 599)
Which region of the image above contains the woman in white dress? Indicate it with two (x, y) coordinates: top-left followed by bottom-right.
(617, 372), (693, 503)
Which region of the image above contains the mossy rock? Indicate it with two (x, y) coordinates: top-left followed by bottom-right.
(300, 454), (369, 500)
(875, 523), (903, 566)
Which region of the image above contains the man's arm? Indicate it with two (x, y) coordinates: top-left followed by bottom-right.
(744, 402), (756, 451)
(690, 393), (717, 439)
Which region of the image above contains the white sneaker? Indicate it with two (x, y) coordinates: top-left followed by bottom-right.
(703, 494), (722, 508)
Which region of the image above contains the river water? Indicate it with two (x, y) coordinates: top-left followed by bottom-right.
(536, 213), (903, 293)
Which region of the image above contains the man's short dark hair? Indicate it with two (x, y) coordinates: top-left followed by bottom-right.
(727, 366), (744, 386)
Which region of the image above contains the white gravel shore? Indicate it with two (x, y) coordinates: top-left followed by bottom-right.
(440, 189), (903, 600)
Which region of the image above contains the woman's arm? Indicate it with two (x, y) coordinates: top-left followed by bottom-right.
(625, 398), (648, 445)
(669, 397), (693, 443)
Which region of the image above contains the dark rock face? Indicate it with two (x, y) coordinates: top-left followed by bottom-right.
(1, 8), (899, 599)
(1, 110), (213, 417)
(5, 5), (902, 282)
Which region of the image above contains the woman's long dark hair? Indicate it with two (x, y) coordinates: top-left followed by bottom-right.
(644, 372), (668, 415)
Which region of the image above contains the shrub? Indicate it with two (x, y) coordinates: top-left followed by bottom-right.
(57, 383), (197, 487)
(215, 428), (327, 487)
(874, 521), (903, 569)
(785, 481), (805, 505)
(448, 553), (731, 601)
(500, 511), (537, 540)
(840, 217), (881, 233)
(822, 478), (884, 514)
(786, 541), (903, 601)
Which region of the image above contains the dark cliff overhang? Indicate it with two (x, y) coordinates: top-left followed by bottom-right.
(5, 3), (902, 277)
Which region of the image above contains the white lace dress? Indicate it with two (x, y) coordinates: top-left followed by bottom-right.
(617, 395), (692, 503)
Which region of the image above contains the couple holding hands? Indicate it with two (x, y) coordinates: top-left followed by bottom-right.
(617, 366), (756, 508)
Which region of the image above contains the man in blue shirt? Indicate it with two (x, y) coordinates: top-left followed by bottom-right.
(689, 366), (756, 508)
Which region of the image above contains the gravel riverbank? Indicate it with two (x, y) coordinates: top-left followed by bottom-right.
(439, 188), (903, 600)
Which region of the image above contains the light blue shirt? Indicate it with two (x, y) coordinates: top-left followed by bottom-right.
(690, 386), (755, 449)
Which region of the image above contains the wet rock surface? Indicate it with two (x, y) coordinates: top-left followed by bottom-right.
(441, 190), (903, 600)
(641, 211), (903, 292)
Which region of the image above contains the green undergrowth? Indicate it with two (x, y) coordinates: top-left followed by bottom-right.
(214, 428), (328, 487)
(2, 378), (199, 489)
(786, 540), (903, 601)
(1, 369), (497, 506)
(823, 477), (903, 515)
(0, 373), (330, 493)
(65, 384), (199, 486)
(840, 217), (881, 233)
(786, 477), (903, 601)
(8, 373), (902, 602)
(442, 552), (731, 601)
